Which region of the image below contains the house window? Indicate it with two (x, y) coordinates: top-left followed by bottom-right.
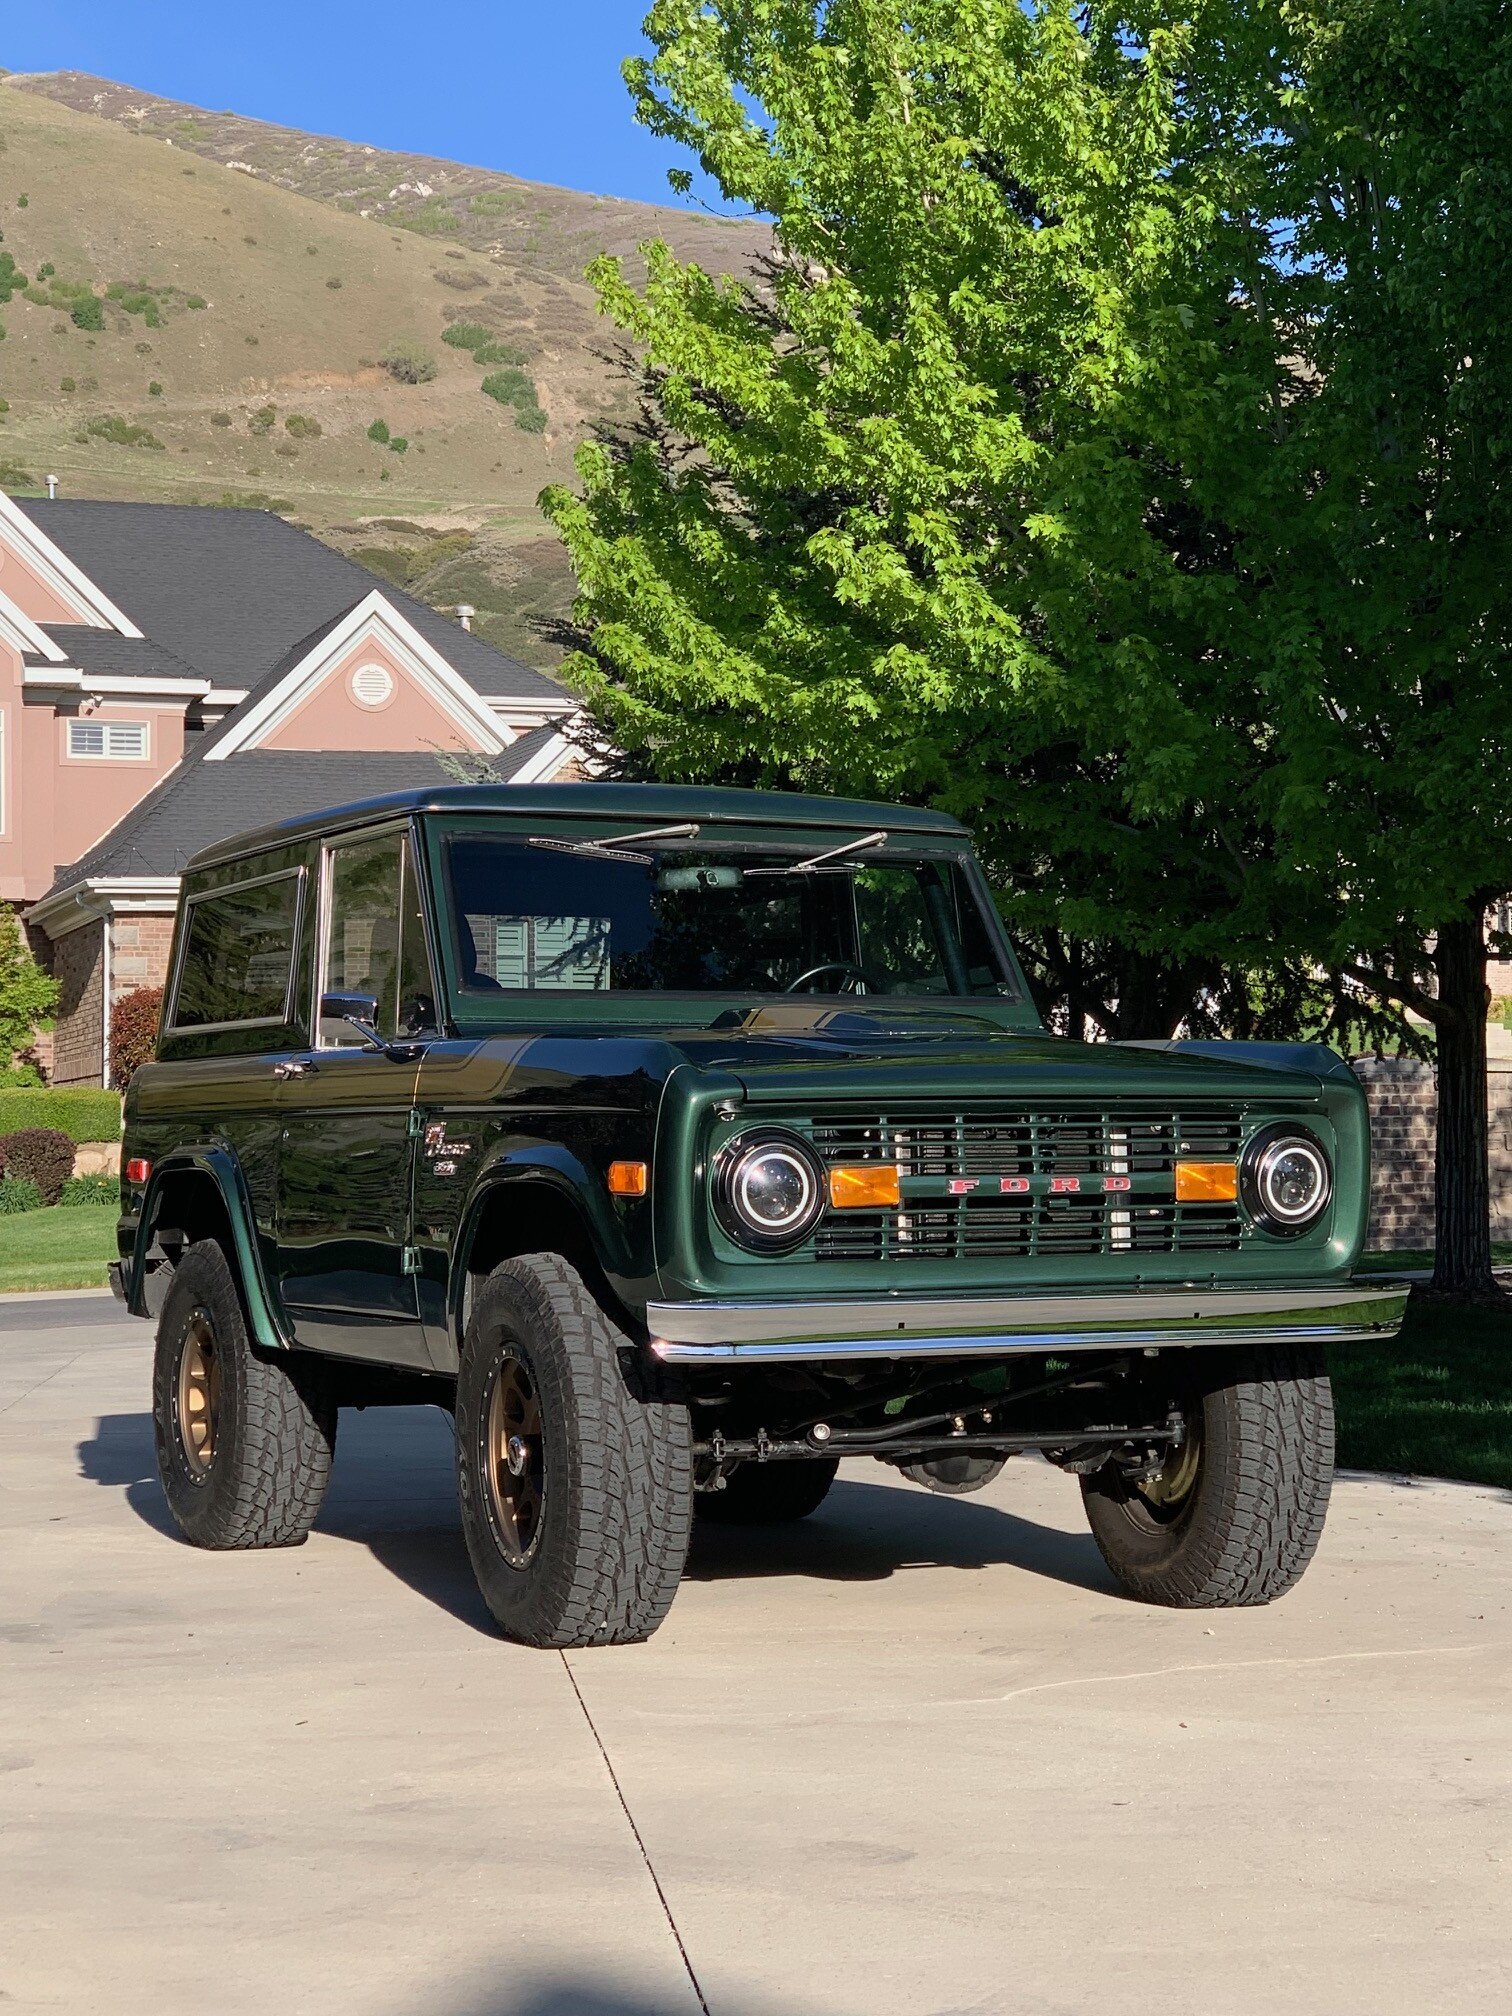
(350, 663), (395, 707)
(68, 719), (149, 760)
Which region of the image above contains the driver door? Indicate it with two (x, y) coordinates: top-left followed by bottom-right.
(274, 825), (436, 1366)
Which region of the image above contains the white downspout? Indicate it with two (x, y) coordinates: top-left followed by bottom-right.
(100, 912), (111, 1090)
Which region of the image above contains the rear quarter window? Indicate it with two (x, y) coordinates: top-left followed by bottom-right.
(170, 871), (303, 1030)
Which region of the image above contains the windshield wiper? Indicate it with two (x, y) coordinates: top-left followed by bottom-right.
(743, 829), (889, 878)
(528, 822), (700, 864)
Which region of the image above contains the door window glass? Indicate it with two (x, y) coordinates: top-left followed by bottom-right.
(321, 831), (435, 1044)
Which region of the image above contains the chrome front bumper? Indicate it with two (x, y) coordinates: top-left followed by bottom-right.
(646, 1282), (1407, 1363)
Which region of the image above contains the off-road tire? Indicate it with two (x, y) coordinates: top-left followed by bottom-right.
(152, 1240), (337, 1549)
(697, 1457), (840, 1524)
(456, 1254), (694, 1648)
(1080, 1342), (1334, 1607)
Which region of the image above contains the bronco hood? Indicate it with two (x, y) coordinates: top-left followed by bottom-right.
(666, 1005), (1332, 1107)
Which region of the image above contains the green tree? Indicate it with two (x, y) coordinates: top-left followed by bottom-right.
(1254, 1), (1512, 1293)
(0, 909), (59, 1086)
(545, 2), (1330, 1044)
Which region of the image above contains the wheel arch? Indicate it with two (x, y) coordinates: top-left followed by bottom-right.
(131, 1147), (290, 1351)
(449, 1168), (632, 1363)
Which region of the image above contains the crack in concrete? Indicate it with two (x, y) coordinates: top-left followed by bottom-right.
(561, 1650), (711, 2016)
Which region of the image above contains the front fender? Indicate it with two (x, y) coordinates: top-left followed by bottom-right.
(130, 1144), (291, 1352)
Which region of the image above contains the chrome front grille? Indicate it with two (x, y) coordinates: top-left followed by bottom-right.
(801, 1106), (1245, 1262)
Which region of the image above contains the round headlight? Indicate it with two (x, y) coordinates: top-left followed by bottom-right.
(713, 1130), (825, 1253)
(1241, 1125), (1332, 1236)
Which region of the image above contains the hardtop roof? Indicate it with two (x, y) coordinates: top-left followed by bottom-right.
(185, 782), (969, 873)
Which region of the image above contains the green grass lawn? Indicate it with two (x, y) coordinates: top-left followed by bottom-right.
(0, 1206), (118, 1294)
(1332, 1293), (1512, 1492)
(1356, 1243), (1512, 1275)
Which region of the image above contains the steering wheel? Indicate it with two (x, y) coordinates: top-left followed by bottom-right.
(785, 960), (879, 995)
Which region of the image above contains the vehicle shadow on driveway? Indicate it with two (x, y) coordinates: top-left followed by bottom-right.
(77, 1411), (1113, 1629)
(686, 1475), (1112, 1595)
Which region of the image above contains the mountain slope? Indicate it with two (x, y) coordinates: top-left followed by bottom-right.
(0, 73), (764, 666)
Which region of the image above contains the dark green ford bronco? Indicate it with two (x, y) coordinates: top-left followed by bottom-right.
(113, 784), (1404, 1647)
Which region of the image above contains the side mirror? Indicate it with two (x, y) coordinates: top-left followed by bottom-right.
(320, 990), (383, 1049)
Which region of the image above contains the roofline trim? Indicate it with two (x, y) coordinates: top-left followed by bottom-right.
(205, 588), (509, 762)
(0, 583), (69, 664)
(22, 667), (212, 700)
(26, 874), (181, 937)
(0, 489), (145, 637)
(507, 728), (576, 785)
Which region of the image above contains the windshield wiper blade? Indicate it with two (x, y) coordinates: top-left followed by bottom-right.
(528, 822), (700, 864)
(743, 829), (889, 878)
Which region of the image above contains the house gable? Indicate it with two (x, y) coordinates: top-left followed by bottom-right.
(0, 491), (142, 634)
(207, 591), (509, 761)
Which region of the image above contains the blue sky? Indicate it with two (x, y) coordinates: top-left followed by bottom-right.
(2, 2), (715, 210)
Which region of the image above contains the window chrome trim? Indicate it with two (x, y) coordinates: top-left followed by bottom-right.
(164, 865), (306, 1036)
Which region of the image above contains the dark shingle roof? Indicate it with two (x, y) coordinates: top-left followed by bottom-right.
(17, 500), (566, 702)
(29, 625), (206, 684)
(50, 728), (563, 890)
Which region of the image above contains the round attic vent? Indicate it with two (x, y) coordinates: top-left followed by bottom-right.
(351, 662), (395, 708)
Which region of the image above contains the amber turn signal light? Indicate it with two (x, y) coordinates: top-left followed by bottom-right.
(125, 1157), (152, 1186)
(607, 1160), (648, 1198)
(828, 1164), (902, 1210)
(1175, 1159), (1238, 1203)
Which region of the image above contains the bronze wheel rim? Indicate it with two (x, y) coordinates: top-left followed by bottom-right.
(483, 1352), (544, 1568)
(1134, 1421), (1202, 1522)
(176, 1311), (220, 1480)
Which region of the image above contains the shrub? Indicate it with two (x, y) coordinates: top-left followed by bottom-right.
(186, 294), (207, 310)
(0, 907), (57, 1082)
(0, 1088), (121, 1143)
(325, 276), (343, 290)
(0, 251), (26, 304)
(60, 376), (76, 394)
(473, 341), (527, 367)
(37, 261), (53, 281)
(211, 411), (231, 427)
(244, 334), (259, 346)
(249, 404), (276, 434)
(470, 190), (516, 216)
(380, 339), (437, 385)
(389, 436), (408, 454)
(481, 366), (532, 407)
(0, 462), (37, 489)
(0, 1177), (42, 1215)
(16, 194), (28, 209)
(0, 1128), (77, 1205)
(435, 265), (488, 291)
(148, 380), (163, 396)
(442, 321), (491, 352)
(514, 404), (547, 434)
(85, 415), (165, 449)
(70, 295), (104, 332)
(110, 986), (162, 1090)
(284, 413), (321, 439)
(366, 418), (390, 443)
(61, 1172), (117, 1207)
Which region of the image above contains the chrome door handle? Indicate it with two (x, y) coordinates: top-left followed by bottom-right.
(273, 1058), (319, 1080)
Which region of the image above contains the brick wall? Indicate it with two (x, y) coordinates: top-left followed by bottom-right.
(1353, 1057), (1512, 1248)
(110, 913), (175, 999)
(50, 922), (104, 1088)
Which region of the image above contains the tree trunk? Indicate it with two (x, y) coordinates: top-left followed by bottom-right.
(1430, 907), (1497, 1296)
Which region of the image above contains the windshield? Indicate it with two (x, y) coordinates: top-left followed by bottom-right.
(441, 833), (1017, 999)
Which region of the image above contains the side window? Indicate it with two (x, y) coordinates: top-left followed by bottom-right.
(172, 874), (301, 1029)
(320, 831), (435, 1045)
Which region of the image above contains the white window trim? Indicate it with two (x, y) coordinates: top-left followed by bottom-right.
(67, 718), (151, 761)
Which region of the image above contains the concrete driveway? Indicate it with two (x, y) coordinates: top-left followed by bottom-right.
(2, 1297), (1509, 2016)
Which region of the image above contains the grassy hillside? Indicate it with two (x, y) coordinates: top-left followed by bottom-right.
(0, 73), (764, 666)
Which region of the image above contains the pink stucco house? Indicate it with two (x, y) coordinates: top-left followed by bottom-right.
(0, 489), (577, 1084)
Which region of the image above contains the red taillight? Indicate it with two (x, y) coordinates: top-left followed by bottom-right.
(125, 1157), (152, 1186)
